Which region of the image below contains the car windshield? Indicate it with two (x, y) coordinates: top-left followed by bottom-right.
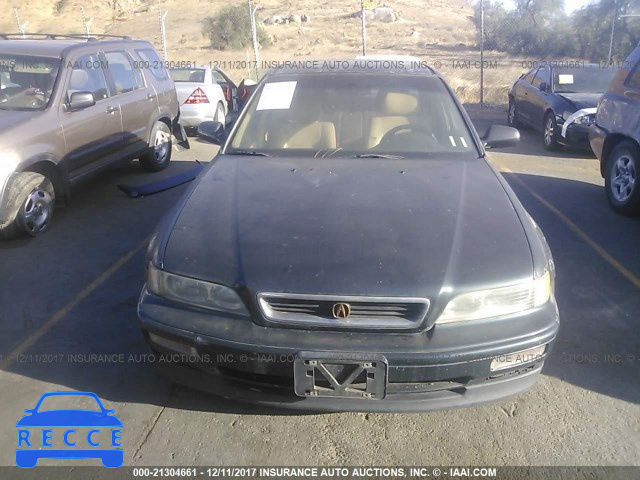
(553, 67), (616, 94)
(0, 54), (60, 111)
(227, 73), (477, 158)
(169, 68), (206, 83)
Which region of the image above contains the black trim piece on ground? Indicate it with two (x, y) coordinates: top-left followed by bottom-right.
(117, 162), (203, 198)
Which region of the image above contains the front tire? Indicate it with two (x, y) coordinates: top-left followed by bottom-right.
(543, 112), (561, 151)
(605, 141), (640, 216)
(0, 172), (55, 240)
(139, 121), (172, 172)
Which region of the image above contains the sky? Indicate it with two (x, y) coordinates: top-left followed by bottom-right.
(564, 0), (597, 12)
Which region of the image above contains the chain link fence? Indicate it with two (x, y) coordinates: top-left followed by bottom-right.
(4, 0), (640, 106)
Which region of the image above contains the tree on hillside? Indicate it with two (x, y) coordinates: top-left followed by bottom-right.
(474, 0), (640, 61)
(571, 0), (640, 61)
(202, 5), (270, 51)
(515, 0), (566, 26)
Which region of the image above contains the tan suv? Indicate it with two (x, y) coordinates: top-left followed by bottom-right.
(0, 34), (186, 239)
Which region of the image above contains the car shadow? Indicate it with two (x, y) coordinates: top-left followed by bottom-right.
(503, 172), (640, 406)
(0, 166), (638, 415)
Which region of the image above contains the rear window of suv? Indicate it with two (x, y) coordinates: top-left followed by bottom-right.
(104, 51), (144, 94)
(136, 48), (169, 81)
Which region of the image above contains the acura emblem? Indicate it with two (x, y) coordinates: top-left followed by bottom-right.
(332, 302), (351, 319)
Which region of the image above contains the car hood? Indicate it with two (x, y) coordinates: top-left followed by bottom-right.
(0, 109), (40, 132)
(557, 93), (601, 111)
(163, 156), (534, 311)
(16, 411), (123, 427)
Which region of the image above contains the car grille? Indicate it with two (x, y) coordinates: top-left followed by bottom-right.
(257, 293), (430, 330)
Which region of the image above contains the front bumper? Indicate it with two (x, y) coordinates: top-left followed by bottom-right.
(138, 288), (559, 412)
(589, 124), (608, 173)
(560, 122), (592, 148)
(179, 104), (215, 128)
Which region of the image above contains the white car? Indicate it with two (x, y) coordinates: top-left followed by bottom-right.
(169, 66), (227, 130)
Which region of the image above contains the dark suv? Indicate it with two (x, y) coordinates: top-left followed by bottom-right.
(590, 44), (640, 216)
(0, 34), (187, 239)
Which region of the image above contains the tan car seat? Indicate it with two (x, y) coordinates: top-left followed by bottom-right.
(367, 92), (419, 148)
(275, 92), (337, 149)
(283, 121), (337, 149)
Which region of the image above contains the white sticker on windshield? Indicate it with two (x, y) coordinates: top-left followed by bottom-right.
(558, 74), (574, 85)
(256, 81), (297, 111)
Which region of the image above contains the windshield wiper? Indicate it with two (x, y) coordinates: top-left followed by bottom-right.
(225, 150), (270, 157)
(350, 154), (405, 159)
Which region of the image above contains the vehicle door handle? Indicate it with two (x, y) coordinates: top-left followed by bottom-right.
(147, 93), (155, 101)
(105, 105), (118, 114)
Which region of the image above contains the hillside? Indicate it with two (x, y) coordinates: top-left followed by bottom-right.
(1, 0), (520, 103)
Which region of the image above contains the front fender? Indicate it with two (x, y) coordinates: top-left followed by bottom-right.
(0, 171), (20, 224)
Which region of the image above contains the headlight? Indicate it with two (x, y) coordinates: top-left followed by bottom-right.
(436, 271), (551, 324)
(147, 264), (249, 315)
(574, 114), (595, 125)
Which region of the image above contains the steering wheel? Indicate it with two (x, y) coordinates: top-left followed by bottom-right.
(377, 124), (438, 149)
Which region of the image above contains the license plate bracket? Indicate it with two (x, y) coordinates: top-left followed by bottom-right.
(294, 352), (387, 399)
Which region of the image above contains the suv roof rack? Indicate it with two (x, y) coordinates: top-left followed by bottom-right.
(0, 33), (132, 41)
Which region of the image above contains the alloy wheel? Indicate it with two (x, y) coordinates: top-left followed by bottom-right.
(544, 117), (554, 147)
(21, 187), (53, 235)
(154, 129), (170, 163)
(610, 153), (637, 203)
(508, 102), (516, 125)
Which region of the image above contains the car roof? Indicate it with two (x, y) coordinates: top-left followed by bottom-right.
(0, 40), (79, 57)
(0, 37), (151, 59)
(267, 59), (437, 77)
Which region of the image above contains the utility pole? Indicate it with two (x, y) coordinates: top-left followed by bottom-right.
(157, 0), (168, 61)
(480, 0), (484, 107)
(14, 9), (26, 38)
(608, 0), (618, 65)
(248, 0), (260, 81)
(80, 6), (93, 38)
(361, 0), (367, 56)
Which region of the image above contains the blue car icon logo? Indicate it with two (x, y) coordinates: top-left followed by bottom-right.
(16, 391), (123, 468)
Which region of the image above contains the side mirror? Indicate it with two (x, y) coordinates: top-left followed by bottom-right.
(68, 91), (95, 111)
(539, 81), (549, 93)
(481, 125), (520, 149)
(198, 121), (226, 145)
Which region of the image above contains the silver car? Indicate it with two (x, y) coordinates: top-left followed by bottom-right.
(169, 66), (227, 129)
